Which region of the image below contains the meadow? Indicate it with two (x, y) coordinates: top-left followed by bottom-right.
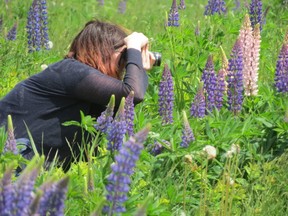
(0, 0), (288, 215)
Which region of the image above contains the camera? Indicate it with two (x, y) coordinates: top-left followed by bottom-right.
(152, 52), (162, 66)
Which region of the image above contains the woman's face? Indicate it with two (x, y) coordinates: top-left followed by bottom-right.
(114, 46), (127, 78)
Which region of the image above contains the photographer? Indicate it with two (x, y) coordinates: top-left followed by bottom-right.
(0, 20), (156, 171)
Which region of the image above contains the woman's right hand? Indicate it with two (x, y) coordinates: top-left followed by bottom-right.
(124, 32), (149, 51)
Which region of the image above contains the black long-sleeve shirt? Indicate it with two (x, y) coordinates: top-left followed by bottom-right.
(0, 48), (148, 166)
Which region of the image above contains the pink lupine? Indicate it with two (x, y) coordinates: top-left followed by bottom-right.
(238, 14), (254, 96)
(220, 46), (229, 93)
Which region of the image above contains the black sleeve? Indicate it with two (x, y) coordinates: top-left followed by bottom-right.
(73, 48), (148, 107)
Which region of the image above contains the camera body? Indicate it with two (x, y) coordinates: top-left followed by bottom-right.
(152, 52), (162, 66)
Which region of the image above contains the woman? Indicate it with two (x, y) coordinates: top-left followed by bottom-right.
(0, 20), (155, 170)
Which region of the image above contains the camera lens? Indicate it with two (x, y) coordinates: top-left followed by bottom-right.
(152, 52), (161, 66)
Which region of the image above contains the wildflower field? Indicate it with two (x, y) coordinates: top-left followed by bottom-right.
(1, 0), (288, 215)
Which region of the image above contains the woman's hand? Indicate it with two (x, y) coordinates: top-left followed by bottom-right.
(124, 32), (149, 51)
(141, 45), (156, 71)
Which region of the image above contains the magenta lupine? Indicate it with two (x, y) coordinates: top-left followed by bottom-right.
(227, 39), (244, 114)
(190, 83), (206, 118)
(180, 111), (195, 148)
(215, 69), (226, 110)
(275, 44), (288, 93)
(167, 0), (180, 27)
(249, 0), (263, 30)
(26, 0), (50, 52)
(103, 125), (150, 215)
(107, 97), (127, 151)
(118, 1), (126, 14)
(178, 0), (186, 9)
(201, 55), (217, 112)
(95, 95), (115, 133)
(158, 64), (174, 125)
(6, 22), (17, 41)
(4, 115), (18, 154)
(204, 0), (227, 16)
(37, 177), (69, 216)
(124, 91), (135, 136)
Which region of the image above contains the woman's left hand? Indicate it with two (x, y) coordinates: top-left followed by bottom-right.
(141, 45), (156, 71)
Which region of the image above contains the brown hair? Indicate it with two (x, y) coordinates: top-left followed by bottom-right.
(66, 20), (128, 79)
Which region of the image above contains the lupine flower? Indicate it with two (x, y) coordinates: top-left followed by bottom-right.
(118, 1), (126, 14)
(158, 64), (174, 125)
(0, 166), (14, 216)
(204, 0), (227, 16)
(124, 91), (135, 136)
(238, 14), (255, 96)
(37, 177), (69, 216)
(4, 115), (18, 154)
(26, 0), (50, 52)
(233, 0), (241, 11)
(220, 45), (229, 93)
(97, 0), (104, 6)
(249, 0), (263, 30)
(95, 95), (115, 133)
(0, 15), (3, 32)
(201, 55), (217, 112)
(190, 83), (206, 118)
(195, 20), (200, 36)
(6, 22), (17, 41)
(249, 23), (261, 96)
(203, 145), (217, 159)
(178, 0), (186, 10)
(103, 125), (150, 215)
(274, 44), (288, 93)
(180, 111), (195, 148)
(167, 0), (180, 27)
(107, 97), (127, 151)
(215, 69), (226, 110)
(147, 140), (170, 156)
(227, 39), (244, 114)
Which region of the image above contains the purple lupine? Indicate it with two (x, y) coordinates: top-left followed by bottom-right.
(103, 125), (150, 215)
(118, 1), (126, 14)
(215, 69), (226, 110)
(107, 97), (127, 151)
(275, 44), (288, 93)
(204, 0), (227, 16)
(201, 55), (217, 112)
(124, 91), (135, 136)
(178, 0), (186, 10)
(249, 0), (263, 30)
(190, 83), (206, 118)
(233, 0), (241, 11)
(40, 0), (50, 50)
(195, 20), (200, 36)
(95, 95), (115, 133)
(167, 0), (180, 27)
(6, 22), (17, 41)
(158, 64), (174, 125)
(180, 111), (195, 148)
(27, 0), (50, 52)
(147, 140), (170, 156)
(37, 177), (69, 216)
(0, 167), (15, 216)
(227, 39), (244, 114)
(4, 115), (18, 154)
(97, 0), (104, 6)
(0, 15), (3, 32)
